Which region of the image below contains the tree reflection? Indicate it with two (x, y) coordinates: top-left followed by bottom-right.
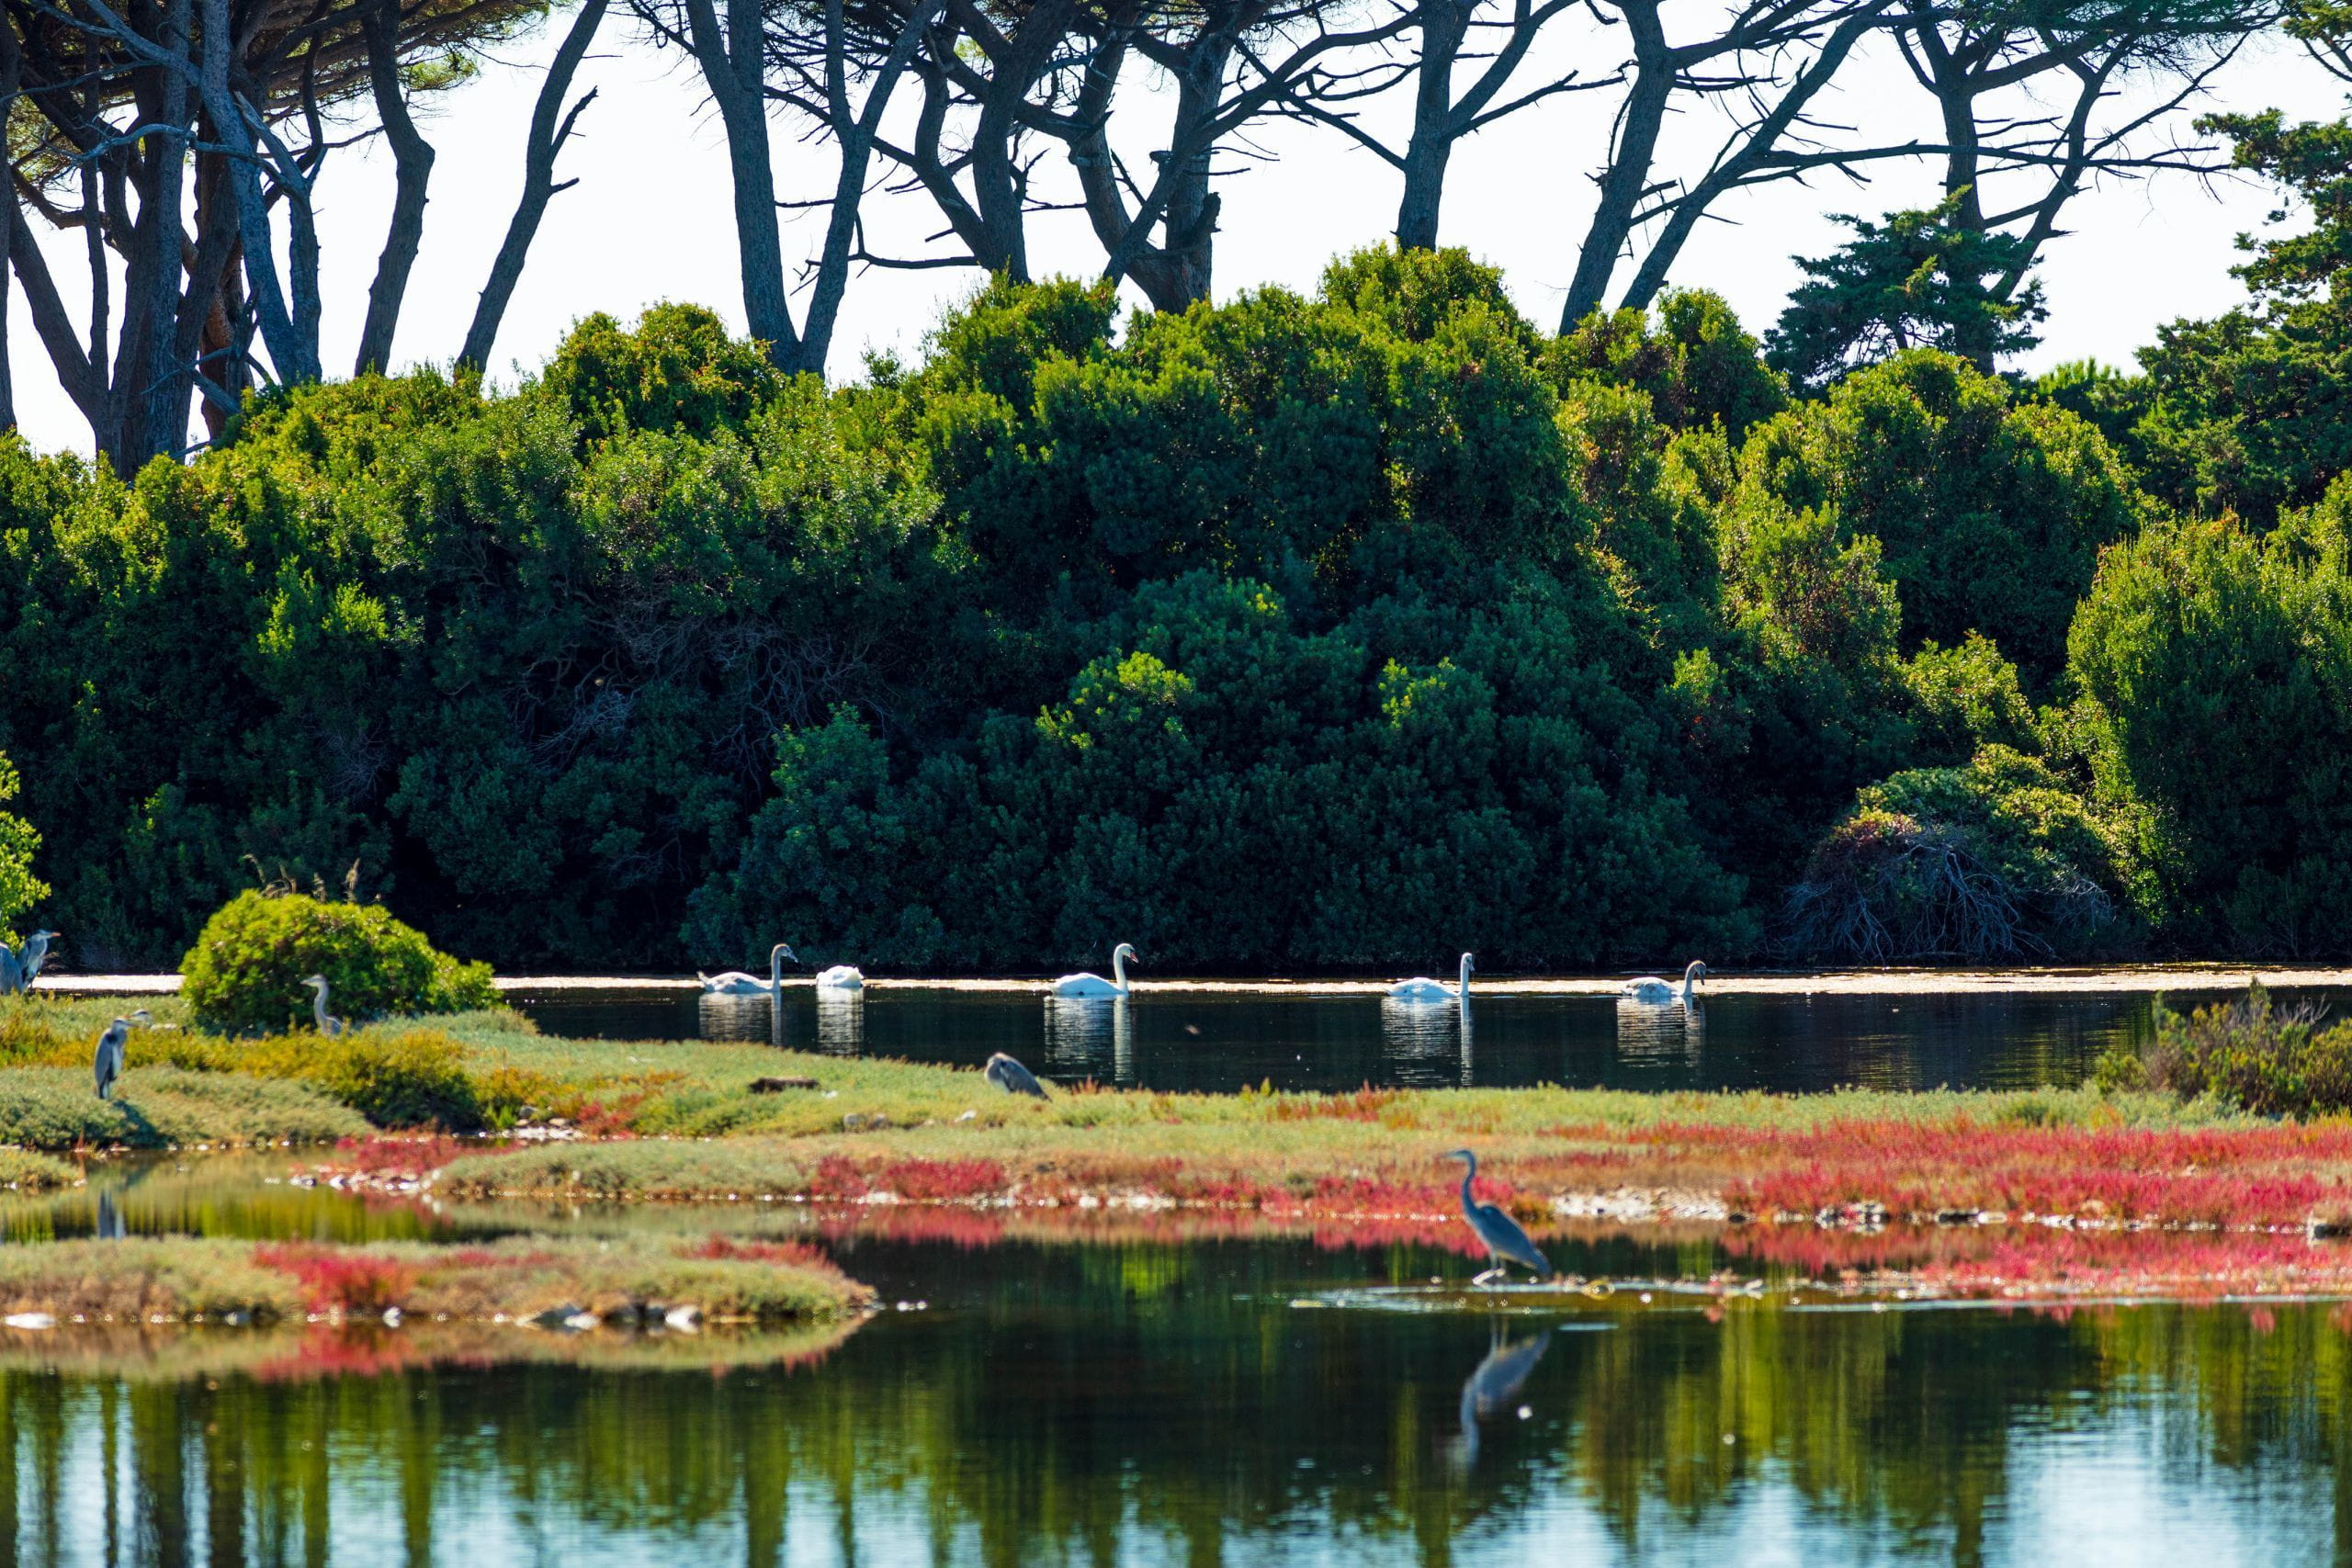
(0, 1241), (2344, 1564)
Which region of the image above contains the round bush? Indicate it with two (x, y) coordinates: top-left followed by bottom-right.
(180, 891), (496, 1035)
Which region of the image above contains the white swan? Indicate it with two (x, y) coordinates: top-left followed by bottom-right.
(1390, 952), (1474, 1002)
(1623, 960), (1707, 1005)
(700, 943), (795, 995)
(814, 964), (865, 991)
(1051, 943), (1137, 998)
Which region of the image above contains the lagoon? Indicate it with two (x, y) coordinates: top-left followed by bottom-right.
(506, 981), (2352, 1095)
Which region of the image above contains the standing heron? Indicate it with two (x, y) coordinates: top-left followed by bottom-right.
(92, 1017), (130, 1100)
(17, 931), (56, 987)
(303, 976), (346, 1037)
(984, 1052), (1050, 1100)
(1443, 1149), (1551, 1285)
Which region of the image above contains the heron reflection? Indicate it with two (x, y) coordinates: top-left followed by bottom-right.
(1452, 1324), (1553, 1468)
(1043, 996), (1135, 1087)
(1381, 994), (1474, 1087)
(814, 990), (865, 1055)
(94, 1189), (124, 1241)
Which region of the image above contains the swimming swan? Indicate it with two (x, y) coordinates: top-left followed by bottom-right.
(815, 965), (865, 991)
(701, 943), (795, 995)
(1623, 960), (1707, 1005)
(1052, 943), (1137, 999)
(1390, 953), (1474, 1002)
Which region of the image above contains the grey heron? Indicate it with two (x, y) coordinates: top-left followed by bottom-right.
(0, 945), (21, 998)
(303, 976), (346, 1037)
(701, 943), (796, 995)
(93, 1017), (130, 1100)
(17, 931), (55, 987)
(984, 1052), (1050, 1099)
(1443, 1149), (1551, 1285)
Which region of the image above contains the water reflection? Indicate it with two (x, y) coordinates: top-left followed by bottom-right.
(1452, 1324), (1553, 1469)
(1614, 995), (1702, 1063)
(514, 985), (2274, 1095)
(1, 1235), (2348, 1565)
(1381, 996), (1472, 1087)
(1042, 997), (1135, 1086)
(696, 991), (785, 1046)
(813, 991), (864, 1055)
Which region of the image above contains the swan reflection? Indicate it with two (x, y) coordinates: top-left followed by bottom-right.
(814, 991), (865, 1055)
(1452, 1325), (1552, 1469)
(1382, 996), (1474, 1088)
(700, 992), (786, 1047)
(1043, 997), (1135, 1087)
(1614, 996), (1702, 1062)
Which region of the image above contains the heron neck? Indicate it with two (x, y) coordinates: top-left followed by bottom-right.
(1458, 1159), (1477, 1208)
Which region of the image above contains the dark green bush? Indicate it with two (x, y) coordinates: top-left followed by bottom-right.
(2093, 986), (2352, 1116)
(1734, 351), (2145, 682)
(1785, 747), (2132, 960)
(18, 251), (2352, 965)
(180, 891), (495, 1035)
(2065, 513), (2352, 952)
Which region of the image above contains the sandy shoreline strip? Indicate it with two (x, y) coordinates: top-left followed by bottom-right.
(28, 964), (2352, 998)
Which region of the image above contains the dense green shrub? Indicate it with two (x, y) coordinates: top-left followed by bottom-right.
(16, 245), (2352, 965)
(1548, 289), (1788, 441)
(2065, 513), (2352, 952)
(1785, 748), (2132, 960)
(2093, 986), (2352, 1116)
(0, 755), (45, 947)
(690, 570), (1752, 970)
(180, 891), (495, 1035)
(1735, 351), (2145, 681)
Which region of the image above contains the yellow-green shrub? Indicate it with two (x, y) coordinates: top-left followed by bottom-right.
(181, 891), (495, 1035)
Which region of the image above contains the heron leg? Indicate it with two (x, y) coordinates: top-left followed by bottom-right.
(1471, 1266), (1504, 1288)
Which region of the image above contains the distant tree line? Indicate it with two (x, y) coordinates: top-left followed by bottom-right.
(0, 0), (2322, 469)
(7, 125), (2352, 967)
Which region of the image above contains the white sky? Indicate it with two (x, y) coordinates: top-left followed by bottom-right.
(9, 13), (2349, 458)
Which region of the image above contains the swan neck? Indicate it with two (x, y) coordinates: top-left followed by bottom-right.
(1458, 954), (1472, 995)
(1113, 949), (1128, 992)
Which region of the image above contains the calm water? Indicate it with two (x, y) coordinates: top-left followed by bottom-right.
(506, 984), (2348, 1094)
(0, 1213), (2349, 1566)
(9, 983), (2352, 1567)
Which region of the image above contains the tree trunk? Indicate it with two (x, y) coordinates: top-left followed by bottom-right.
(792, 0), (942, 374)
(461, 0), (608, 371)
(683, 0), (800, 364)
(1615, 6), (1883, 311)
(1396, 0), (1470, 250)
(1561, 0), (1670, 330)
(355, 0), (437, 376)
